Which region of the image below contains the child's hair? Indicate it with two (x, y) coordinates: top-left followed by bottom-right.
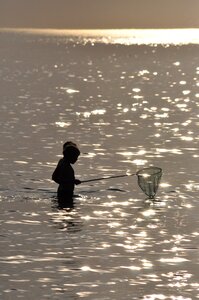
(63, 141), (80, 157)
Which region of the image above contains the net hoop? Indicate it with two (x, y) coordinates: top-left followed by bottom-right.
(136, 167), (162, 177)
(136, 167), (162, 199)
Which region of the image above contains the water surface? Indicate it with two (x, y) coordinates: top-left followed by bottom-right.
(0, 29), (199, 299)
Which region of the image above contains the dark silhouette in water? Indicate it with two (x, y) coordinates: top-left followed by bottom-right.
(52, 141), (81, 208)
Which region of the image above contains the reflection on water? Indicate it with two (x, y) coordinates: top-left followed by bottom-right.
(1, 190), (198, 299)
(0, 30), (199, 299)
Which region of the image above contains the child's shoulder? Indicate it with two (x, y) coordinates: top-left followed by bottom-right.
(58, 157), (71, 167)
(56, 157), (65, 167)
(57, 157), (63, 164)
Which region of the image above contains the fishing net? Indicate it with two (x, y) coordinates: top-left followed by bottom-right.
(136, 167), (162, 199)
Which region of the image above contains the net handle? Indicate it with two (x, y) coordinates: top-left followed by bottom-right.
(81, 173), (136, 183)
(81, 166), (162, 184)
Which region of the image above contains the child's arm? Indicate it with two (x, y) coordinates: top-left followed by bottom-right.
(52, 160), (65, 184)
(52, 160), (79, 186)
(52, 166), (60, 184)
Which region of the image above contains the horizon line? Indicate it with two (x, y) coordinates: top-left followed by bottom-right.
(1, 27), (199, 31)
(1, 27), (199, 45)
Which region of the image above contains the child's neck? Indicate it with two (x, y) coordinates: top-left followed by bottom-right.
(63, 157), (71, 163)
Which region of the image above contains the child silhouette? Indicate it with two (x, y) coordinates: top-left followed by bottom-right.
(52, 141), (81, 208)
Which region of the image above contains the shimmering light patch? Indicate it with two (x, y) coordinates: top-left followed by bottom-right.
(140, 114), (148, 119)
(60, 87), (80, 94)
(176, 103), (187, 109)
(14, 161), (28, 164)
(170, 246), (184, 252)
(55, 121), (71, 128)
(122, 265), (141, 271)
(185, 183), (195, 191)
(77, 292), (96, 297)
(132, 159), (147, 166)
(172, 128), (179, 133)
(192, 232), (199, 236)
(38, 278), (54, 283)
(92, 109), (106, 115)
(182, 120), (192, 126)
(138, 70), (149, 76)
(132, 88), (141, 93)
(184, 182), (199, 193)
(159, 257), (189, 263)
(141, 209), (156, 217)
(161, 107), (170, 112)
(154, 113), (168, 118)
(108, 222), (121, 228)
(83, 112), (91, 118)
(81, 266), (92, 271)
(143, 295), (167, 300)
(140, 172), (151, 179)
(154, 122), (162, 127)
(111, 201), (129, 207)
(160, 183), (171, 188)
(141, 259), (153, 268)
(116, 230), (125, 235)
(173, 61), (181, 66)
(156, 148), (182, 155)
(102, 243), (111, 248)
(182, 90), (191, 95)
(84, 152), (96, 158)
(1, 255), (61, 264)
(81, 215), (91, 221)
(137, 149), (146, 155)
(117, 151), (134, 157)
(180, 136), (193, 141)
(10, 279), (30, 283)
(93, 210), (106, 216)
(76, 109), (106, 117)
(133, 95), (143, 100)
(134, 231), (147, 237)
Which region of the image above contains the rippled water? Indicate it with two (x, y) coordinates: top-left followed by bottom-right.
(0, 30), (199, 299)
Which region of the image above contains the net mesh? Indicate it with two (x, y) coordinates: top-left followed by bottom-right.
(136, 167), (162, 198)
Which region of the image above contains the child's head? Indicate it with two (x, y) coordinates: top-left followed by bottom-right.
(63, 141), (80, 164)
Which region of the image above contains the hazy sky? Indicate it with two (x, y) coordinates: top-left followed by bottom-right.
(0, 0), (199, 29)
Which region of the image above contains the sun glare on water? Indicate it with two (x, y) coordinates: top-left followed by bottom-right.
(108, 28), (199, 45)
(2, 28), (199, 45)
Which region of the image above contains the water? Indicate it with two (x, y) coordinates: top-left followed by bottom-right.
(0, 29), (199, 299)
